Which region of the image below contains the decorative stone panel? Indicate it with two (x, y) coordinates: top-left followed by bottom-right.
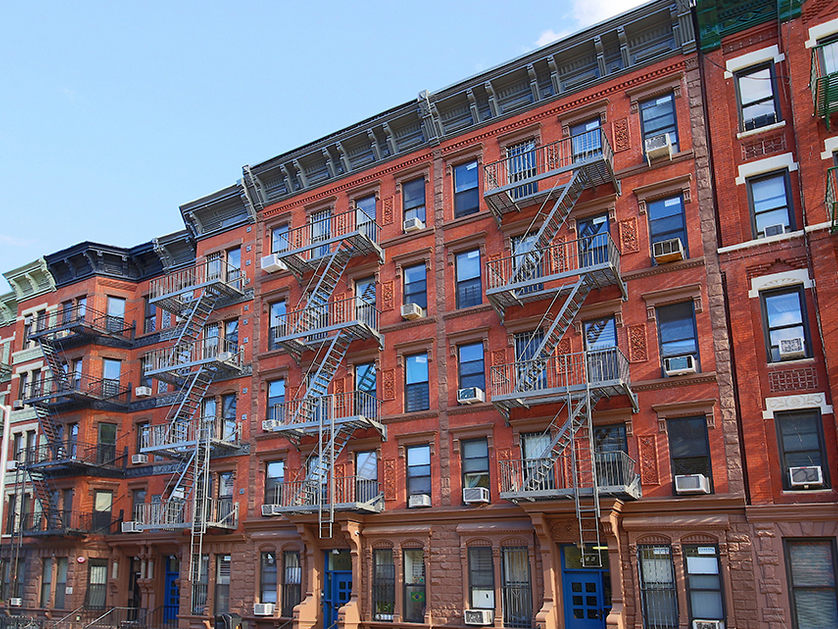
(627, 324), (648, 363)
(618, 217), (640, 253)
(613, 117), (630, 152)
(638, 435), (659, 485)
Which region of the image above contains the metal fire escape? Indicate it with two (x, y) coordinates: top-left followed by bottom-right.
(126, 258), (244, 613)
(261, 207), (385, 538)
(484, 129), (638, 566)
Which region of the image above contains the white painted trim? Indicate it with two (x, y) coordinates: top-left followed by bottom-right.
(735, 153), (797, 185)
(725, 45), (785, 78)
(806, 221), (832, 233)
(718, 229), (803, 254)
(807, 17), (838, 48)
(749, 269), (812, 298)
(736, 120), (786, 140)
(821, 136), (838, 160)
(763, 393), (833, 419)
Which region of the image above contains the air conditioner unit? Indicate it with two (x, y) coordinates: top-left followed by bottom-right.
(789, 465), (824, 488)
(403, 217), (425, 233)
(217, 351), (234, 362)
(401, 302), (425, 320)
(134, 386), (152, 398)
(261, 504), (282, 517)
(645, 133), (673, 164)
(12, 400), (24, 410)
(693, 621), (724, 629)
(253, 603), (275, 616)
(675, 474), (711, 495)
(664, 355), (696, 376)
(457, 387), (486, 405)
(171, 488), (185, 500)
(121, 522), (141, 533)
(132, 454), (148, 465)
(778, 337), (805, 360)
(408, 494), (432, 508)
(262, 419), (281, 432)
(463, 487), (490, 504)
(652, 238), (685, 264)
(6, 460), (19, 471)
(464, 609), (493, 626)
(260, 254), (287, 273)
(763, 223), (786, 238)
(8, 598), (21, 607)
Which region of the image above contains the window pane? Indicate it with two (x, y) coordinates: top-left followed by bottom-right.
(404, 264), (427, 309)
(640, 94), (678, 150)
(454, 160), (480, 218)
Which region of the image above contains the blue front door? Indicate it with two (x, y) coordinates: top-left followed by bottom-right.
(323, 550), (352, 627)
(561, 545), (610, 629)
(164, 556), (180, 624)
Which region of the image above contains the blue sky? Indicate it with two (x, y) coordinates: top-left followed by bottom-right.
(0, 0), (644, 291)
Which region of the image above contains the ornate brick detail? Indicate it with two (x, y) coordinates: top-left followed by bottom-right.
(549, 236), (567, 273)
(741, 133), (786, 161)
(619, 217), (640, 253)
(627, 324), (648, 363)
(382, 369), (395, 400)
(746, 257), (809, 280)
(613, 117), (630, 152)
(551, 521), (576, 541)
(557, 338), (571, 355)
(638, 435), (659, 485)
(382, 196), (394, 225)
(497, 448), (513, 462)
(334, 463), (346, 478)
(381, 281), (394, 312)
(383, 459), (397, 500)
(769, 367), (818, 392)
(333, 377), (345, 397)
(492, 349), (506, 365)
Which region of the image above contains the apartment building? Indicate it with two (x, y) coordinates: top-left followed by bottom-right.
(1, 1), (833, 628)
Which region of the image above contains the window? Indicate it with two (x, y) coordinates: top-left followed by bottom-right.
(86, 559), (108, 609)
(468, 547), (495, 609)
(18, 373), (28, 401)
(356, 194), (377, 238)
(106, 296), (126, 332)
(139, 356), (153, 388)
(403, 178), (426, 224)
(595, 424), (629, 487)
(406, 444), (431, 498)
(684, 546), (724, 624)
(310, 209), (332, 258)
(217, 472), (234, 520)
(224, 319), (239, 353)
(102, 358), (122, 396)
(507, 140), (538, 199)
(71, 359), (82, 389)
(269, 300), (286, 350)
(25, 430), (35, 465)
(221, 393), (237, 441)
(458, 343), (485, 392)
(192, 554), (209, 614)
(667, 416), (712, 489)
(521, 431), (554, 490)
(267, 379), (285, 423)
(570, 118), (602, 161)
(640, 93), (678, 151)
(131, 489), (146, 521)
(461, 438), (490, 491)
(271, 224), (289, 254)
(403, 549), (426, 622)
(225, 248), (241, 283)
(736, 64), (780, 131)
(785, 539), (838, 629)
(454, 160), (480, 217)
(41, 557), (52, 608)
(511, 233), (543, 292)
(456, 249), (482, 309)
(584, 316), (618, 382)
(281, 551), (301, 617)
(92, 489), (113, 532)
(265, 461), (285, 505)
(404, 263), (427, 309)
(144, 298), (156, 334)
(260, 552), (278, 604)
(501, 547), (532, 629)
(405, 353), (429, 412)
(355, 277), (376, 328)
(356, 450), (378, 502)
(215, 554), (231, 613)
(5, 493), (16, 534)
(23, 314), (35, 348)
(372, 549), (395, 621)
(97, 423), (116, 465)
(761, 286), (809, 362)
(648, 195), (688, 257)
(55, 557), (68, 608)
(637, 545), (678, 629)
(515, 330), (546, 390)
(776, 410), (828, 490)
(657, 302), (699, 371)
(748, 171), (793, 238)
(67, 423), (78, 458)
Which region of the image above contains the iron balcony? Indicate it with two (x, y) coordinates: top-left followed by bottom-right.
(148, 258), (245, 313)
(140, 416), (241, 458)
(263, 390), (385, 443)
(262, 476), (383, 516)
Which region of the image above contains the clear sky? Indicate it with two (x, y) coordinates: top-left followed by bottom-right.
(0, 0), (645, 291)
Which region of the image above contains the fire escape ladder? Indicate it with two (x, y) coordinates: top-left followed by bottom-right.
(287, 333), (351, 428)
(572, 384), (604, 568)
(32, 405), (62, 451)
(189, 422), (213, 610)
(170, 291), (216, 350)
(293, 246), (352, 337)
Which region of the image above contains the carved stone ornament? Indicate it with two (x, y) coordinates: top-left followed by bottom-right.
(381, 281), (394, 312)
(382, 369), (396, 401)
(627, 324), (647, 363)
(619, 217), (640, 253)
(639, 435), (659, 485)
(613, 117), (630, 152)
(382, 197), (394, 226)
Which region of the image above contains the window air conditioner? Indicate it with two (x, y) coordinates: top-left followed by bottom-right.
(260, 254), (287, 273)
(644, 133), (673, 164)
(693, 621), (724, 629)
(12, 400), (24, 410)
(6, 460), (19, 472)
(408, 494), (432, 508)
(217, 351), (234, 362)
(401, 302), (425, 320)
(463, 487), (490, 504)
(121, 522), (141, 533)
(652, 238), (685, 264)
(262, 419), (281, 432)
(778, 337), (805, 360)
(261, 504), (282, 517)
(8, 598), (22, 607)
(253, 603), (275, 616)
(464, 609), (493, 626)
(457, 387), (486, 405)
(403, 217), (425, 233)
(664, 355), (696, 376)
(789, 465), (824, 488)
(763, 223), (786, 238)
(132, 454), (149, 465)
(674, 474), (711, 495)
(134, 386), (152, 398)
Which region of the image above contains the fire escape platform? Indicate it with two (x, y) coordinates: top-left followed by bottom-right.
(277, 232), (384, 279)
(271, 318), (383, 359)
(262, 477), (384, 516)
(126, 500), (239, 532)
(141, 420), (241, 457)
(20, 377), (130, 409)
(29, 308), (134, 347)
(22, 443), (124, 476)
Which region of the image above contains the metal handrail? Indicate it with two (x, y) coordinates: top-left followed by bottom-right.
(18, 373), (130, 405)
(274, 296), (380, 338)
(143, 337), (243, 373)
(20, 441), (124, 469)
(499, 451), (637, 494)
(132, 499), (238, 528)
(265, 476), (380, 508)
(277, 208), (379, 256)
(266, 391), (381, 427)
(32, 304), (132, 339)
(143, 416), (240, 450)
(149, 258), (242, 300)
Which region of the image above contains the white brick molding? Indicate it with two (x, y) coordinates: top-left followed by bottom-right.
(748, 269), (812, 298)
(724, 45), (784, 78)
(821, 136), (838, 160)
(735, 152), (797, 185)
(763, 393), (833, 419)
(806, 17), (838, 48)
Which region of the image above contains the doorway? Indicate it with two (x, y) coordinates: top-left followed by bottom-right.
(561, 544), (611, 629)
(164, 556), (180, 625)
(323, 550), (352, 627)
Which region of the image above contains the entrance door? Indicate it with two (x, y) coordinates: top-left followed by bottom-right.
(323, 550), (352, 627)
(164, 556), (180, 625)
(128, 558), (142, 620)
(561, 545), (611, 629)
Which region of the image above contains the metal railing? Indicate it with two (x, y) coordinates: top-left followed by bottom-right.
(483, 130), (613, 193)
(827, 167), (838, 233)
(491, 348), (630, 398)
(131, 499), (238, 529)
(273, 297), (380, 339)
(499, 451), (638, 495)
(143, 338), (242, 374)
(276, 208), (379, 257)
(18, 374), (130, 405)
(264, 476), (381, 509)
(21, 441), (124, 469)
(266, 391), (381, 427)
(811, 44), (838, 127)
(32, 304), (133, 339)
(142, 416), (240, 450)
(487, 234), (620, 291)
(149, 259), (242, 301)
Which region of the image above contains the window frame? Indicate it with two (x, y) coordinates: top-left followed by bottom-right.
(270, 224), (290, 254)
(403, 263), (428, 310)
(637, 544), (678, 629)
(453, 159), (480, 218)
(775, 410), (829, 490)
(647, 194), (689, 258)
(683, 545), (725, 624)
(403, 548), (426, 622)
(656, 301), (700, 374)
(468, 546), (496, 610)
(458, 342), (486, 392)
(403, 177), (426, 224)
(760, 285), (811, 363)
(461, 437), (490, 493)
(667, 416), (713, 493)
(639, 92), (679, 152)
(747, 169), (795, 239)
(455, 249), (482, 309)
(404, 353), (430, 413)
(371, 548), (396, 621)
(265, 460), (285, 505)
(260, 551), (278, 604)
(784, 538), (838, 629)
(406, 444), (431, 499)
(735, 63), (781, 132)
(268, 300), (287, 351)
